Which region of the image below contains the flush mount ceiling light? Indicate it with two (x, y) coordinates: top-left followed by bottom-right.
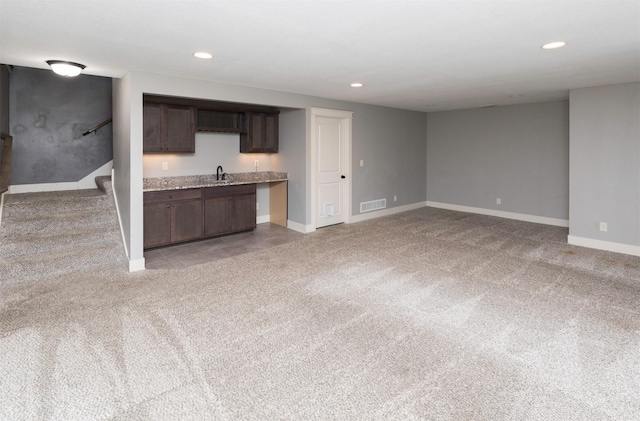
(46, 60), (86, 77)
(194, 52), (213, 59)
(350, 82), (364, 88)
(541, 41), (567, 50)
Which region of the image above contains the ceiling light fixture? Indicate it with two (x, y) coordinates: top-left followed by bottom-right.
(194, 52), (213, 59)
(541, 41), (567, 50)
(350, 82), (363, 88)
(46, 60), (86, 77)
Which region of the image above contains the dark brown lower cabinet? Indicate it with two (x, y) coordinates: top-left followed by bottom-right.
(143, 188), (203, 249)
(144, 184), (256, 249)
(203, 196), (232, 237)
(171, 199), (203, 243)
(144, 201), (172, 248)
(204, 184), (256, 237)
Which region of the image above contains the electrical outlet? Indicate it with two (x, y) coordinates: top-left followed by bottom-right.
(360, 160), (364, 167)
(394, 195), (397, 202)
(256, 203), (260, 210)
(599, 222), (608, 232)
(162, 162), (168, 171)
(496, 198), (501, 205)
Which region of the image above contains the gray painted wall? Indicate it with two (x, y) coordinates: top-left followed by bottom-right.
(273, 108), (307, 225)
(426, 101), (569, 220)
(569, 82), (640, 247)
(9, 66), (112, 185)
(350, 105), (427, 215)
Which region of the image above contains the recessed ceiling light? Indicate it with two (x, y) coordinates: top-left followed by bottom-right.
(541, 41), (567, 50)
(194, 52), (213, 59)
(350, 82), (364, 88)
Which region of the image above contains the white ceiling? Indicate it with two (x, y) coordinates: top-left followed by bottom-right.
(1, 0), (639, 111)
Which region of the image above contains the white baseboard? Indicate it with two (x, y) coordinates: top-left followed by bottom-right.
(350, 201), (428, 224)
(568, 235), (640, 257)
(426, 201), (569, 227)
(257, 215), (271, 224)
(9, 160), (113, 193)
(0, 192), (5, 227)
(287, 220), (315, 234)
(129, 258), (146, 272)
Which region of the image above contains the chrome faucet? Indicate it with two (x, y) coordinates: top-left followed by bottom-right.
(216, 165), (224, 180)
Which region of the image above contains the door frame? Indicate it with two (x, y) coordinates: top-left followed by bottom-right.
(309, 107), (353, 230)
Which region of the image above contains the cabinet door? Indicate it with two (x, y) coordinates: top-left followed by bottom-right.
(165, 105), (195, 153)
(241, 112), (278, 153)
(247, 112), (265, 152)
(263, 113), (278, 152)
(204, 197), (233, 237)
(143, 103), (195, 154)
(170, 198), (203, 243)
(232, 194), (257, 232)
(144, 202), (171, 248)
(143, 103), (163, 153)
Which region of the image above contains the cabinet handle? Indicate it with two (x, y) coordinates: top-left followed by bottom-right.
(169, 195), (172, 199)
(166, 204), (170, 208)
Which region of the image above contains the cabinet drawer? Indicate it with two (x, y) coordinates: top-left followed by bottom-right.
(144, 188), (202, 204)
(204, 184), (256, 198)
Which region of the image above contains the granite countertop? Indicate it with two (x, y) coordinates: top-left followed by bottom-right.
(143, 171), (288, 192)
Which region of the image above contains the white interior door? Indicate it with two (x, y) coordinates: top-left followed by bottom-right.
(315, 115), (350, 228)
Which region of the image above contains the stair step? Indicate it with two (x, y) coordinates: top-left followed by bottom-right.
(0, 228), (121, 260)
(0, 243), (125, 286)
(0, 209), (119, 238)
(2, 189), (105, 205)
(2, 194), (112, 219)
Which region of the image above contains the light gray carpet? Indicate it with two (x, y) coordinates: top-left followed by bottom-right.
(1, 200), (640, 420)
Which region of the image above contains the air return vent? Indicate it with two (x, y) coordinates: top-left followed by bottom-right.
(360, 198), (386, 213)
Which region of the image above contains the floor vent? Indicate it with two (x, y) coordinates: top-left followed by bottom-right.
(360, 198), (387, 213)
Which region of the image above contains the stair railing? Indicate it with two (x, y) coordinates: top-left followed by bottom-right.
(82, 117), (112, 136)
(0, 132), (12, 194)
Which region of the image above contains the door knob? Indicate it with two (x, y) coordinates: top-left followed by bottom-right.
(341, 175), (346, 179)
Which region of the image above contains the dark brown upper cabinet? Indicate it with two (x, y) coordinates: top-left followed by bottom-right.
(143, 102), (195, 153)
(240, 112), (279, 153)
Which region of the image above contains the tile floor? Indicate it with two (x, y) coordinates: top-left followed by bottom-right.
(144, 223), (304, 269)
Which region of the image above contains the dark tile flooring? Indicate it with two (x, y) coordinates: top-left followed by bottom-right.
(144, 223), (304, 270)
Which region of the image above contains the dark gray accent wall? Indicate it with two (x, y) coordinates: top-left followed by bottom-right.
(427, 101), (569, 220)
(9, 66), (112, 185)
(569, 82), (640, 247)
(0, 65), (9, 134)
(0, 64), (10, 166)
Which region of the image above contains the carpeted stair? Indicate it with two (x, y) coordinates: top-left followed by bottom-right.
(0, 181), (126, 286)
